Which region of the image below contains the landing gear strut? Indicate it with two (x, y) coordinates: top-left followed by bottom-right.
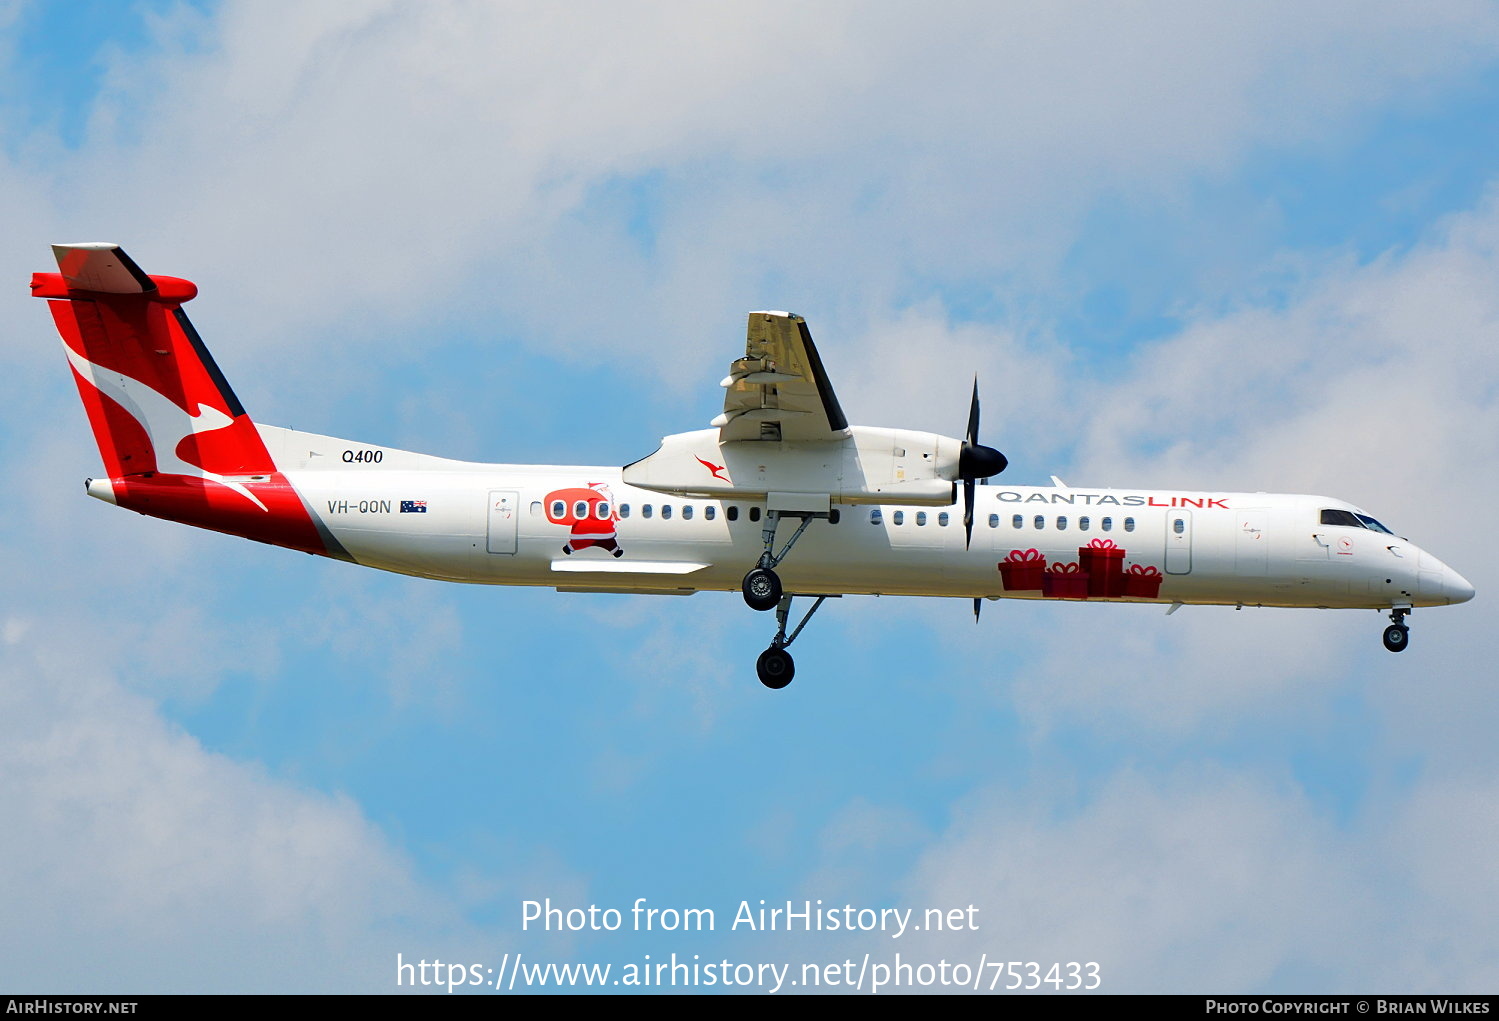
(741, 510), (824, 611)
(1382, 607), (1410, 653)
(755, 594), (830, 689)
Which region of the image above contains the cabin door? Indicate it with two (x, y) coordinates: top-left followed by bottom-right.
(1165, 509), (1193, 574)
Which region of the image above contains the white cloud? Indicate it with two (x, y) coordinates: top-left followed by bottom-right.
(886, 767), (1499, 993)
(1381, 777), (1499, 989)
(7, 0), (1497, 386)
(0, 622), (478, 991)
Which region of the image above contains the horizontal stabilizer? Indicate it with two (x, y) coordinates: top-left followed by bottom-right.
(33, 243), (198, 302)
(52, 243), (156, 294)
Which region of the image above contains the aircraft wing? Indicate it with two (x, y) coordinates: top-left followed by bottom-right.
(714, 312), (850, 443)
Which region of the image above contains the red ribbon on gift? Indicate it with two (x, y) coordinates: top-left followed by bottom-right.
(1005, 548), (1044, 564)
(1087, 538), (1119, 550)
(1127, 564), (1161, 576)
(1051, 561), (1084, 574)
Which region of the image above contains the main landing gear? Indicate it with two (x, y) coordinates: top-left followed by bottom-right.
(741, 510), (824, 612)
(742, 508), (834, 688)
(754, 594), (830, 689)
(1382, 607), (1411, 653)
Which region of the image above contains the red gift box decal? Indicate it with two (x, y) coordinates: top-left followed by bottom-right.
(1078, 537), (1126, 598)
(998, 548), (1047, 591)
(1042, 561), (1090, 599)
(1122, 563), (1163, 599)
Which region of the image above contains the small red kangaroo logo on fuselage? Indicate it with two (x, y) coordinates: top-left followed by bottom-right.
(696, 455), (729, 482)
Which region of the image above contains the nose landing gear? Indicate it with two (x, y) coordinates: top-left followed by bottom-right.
(1382, 607), (1410, 653)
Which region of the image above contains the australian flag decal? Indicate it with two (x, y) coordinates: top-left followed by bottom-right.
(400, 500), (427, 513)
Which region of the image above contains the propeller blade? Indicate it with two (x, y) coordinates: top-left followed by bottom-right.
(966, 375), (980, 447)
(973, 596), (982, 622)
(957, 376), (1008, 481)
(964, 477), (975, 549)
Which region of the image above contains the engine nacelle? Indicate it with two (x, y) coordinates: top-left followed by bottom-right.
(622, 426), (963, 506)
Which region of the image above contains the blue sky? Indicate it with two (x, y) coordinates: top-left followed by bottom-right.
(3, 0), (1499, 994)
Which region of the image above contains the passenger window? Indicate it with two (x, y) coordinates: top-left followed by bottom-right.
(1079, 516), (1090, 531)
(1124, 517), (1135, 532)
(1034, 515), (1045, 530)
(916, 511), (927, 526)
(596, 502), (611, 519)
(989, 514), (1000, 528)
(619, 503), (631, 519)
(1057, 516), (1068, 530)
(893, 511), (905, 525)
(938, 512), (949, 526)
(1173, 517), (1185, 534)
(573, 501), (588, 519)
(551, 500), (566, 518)
(531, 501), (543, 517)
(749, 507), (761, 522)
(662, 505), (673, 520)
(727, 506), (739, 522)
(704, 506), (715, 521)
(643, 504), (653, 519)
(1012, 514), (1023, 529)
(682, 505), (693, 520)
(870, 509), (883, 524)
(1101, 516), (1112, 532)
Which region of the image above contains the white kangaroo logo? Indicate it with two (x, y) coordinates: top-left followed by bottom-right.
(63, 343), (268, 511)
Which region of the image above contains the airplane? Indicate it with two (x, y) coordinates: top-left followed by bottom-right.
(35, 243), (1476, 689)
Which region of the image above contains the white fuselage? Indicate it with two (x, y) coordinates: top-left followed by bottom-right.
(260, 428), (1472, 612)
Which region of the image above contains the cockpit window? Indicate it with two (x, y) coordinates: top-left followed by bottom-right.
(1320, 509), (1363, 528)
(1321, 508), (1396, 534)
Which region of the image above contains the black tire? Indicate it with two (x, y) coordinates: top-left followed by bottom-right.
(756, 647), (795, 689)
(1382, 624), (1409, 653)
(742, 567), (782, 611)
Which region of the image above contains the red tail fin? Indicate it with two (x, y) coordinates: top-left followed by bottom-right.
(35, 243), (276, 480)
(35, 244), (336, 556)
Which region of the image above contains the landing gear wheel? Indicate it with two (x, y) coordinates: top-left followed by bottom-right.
(756, 647), (794, 689)
(742, 567), (782, 611)
(1382, 624), (1410, 653)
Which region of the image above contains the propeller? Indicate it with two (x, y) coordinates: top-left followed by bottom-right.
(958, 376), (1008, 551)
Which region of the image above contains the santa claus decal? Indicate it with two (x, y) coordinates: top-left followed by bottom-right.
(545, 482), (624, 557)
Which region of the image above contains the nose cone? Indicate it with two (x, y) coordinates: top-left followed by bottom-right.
(1446, 567), (1476, 604)
(1416, 550), (1476, 605)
